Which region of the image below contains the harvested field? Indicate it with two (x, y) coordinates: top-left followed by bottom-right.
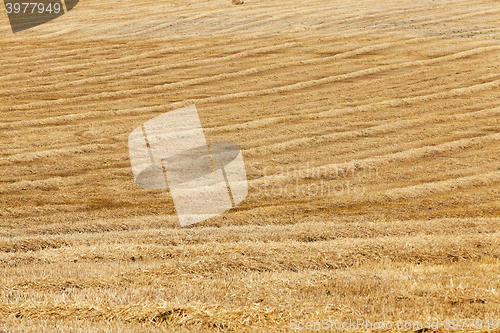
(1, 0), (500, 331)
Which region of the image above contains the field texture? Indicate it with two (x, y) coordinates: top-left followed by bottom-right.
(1, 0), (500, 331)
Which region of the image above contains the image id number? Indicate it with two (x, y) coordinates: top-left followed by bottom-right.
(5, 2), (61, 14)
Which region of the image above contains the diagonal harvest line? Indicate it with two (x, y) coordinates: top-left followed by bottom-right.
(207, 142), (215, 172)
(222, 167), (236, 208)
(141, 124), (155, 164)
(60, 0), (68, 13)
(208, 142), (236, 207)
(161, 159), (170, 193)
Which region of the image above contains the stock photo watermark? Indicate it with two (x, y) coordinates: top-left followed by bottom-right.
(290, 318), (499, 330)
(128, 104), (248, 227)
(249, 162), (379, 199)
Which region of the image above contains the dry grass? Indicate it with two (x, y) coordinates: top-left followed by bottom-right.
(1, 0), (500, 331)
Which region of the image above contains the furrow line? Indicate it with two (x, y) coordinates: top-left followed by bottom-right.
(3, 43), (498, 113)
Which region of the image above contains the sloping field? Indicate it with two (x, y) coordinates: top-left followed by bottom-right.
(1, 0), (500, 331)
